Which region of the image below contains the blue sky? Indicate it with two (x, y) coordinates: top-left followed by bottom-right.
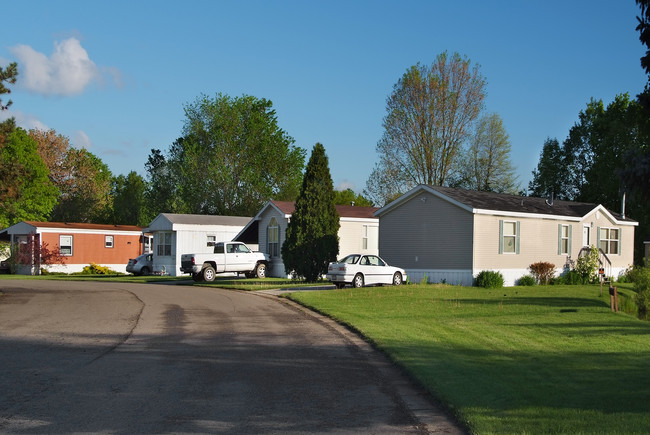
(1, 1), (646, 195)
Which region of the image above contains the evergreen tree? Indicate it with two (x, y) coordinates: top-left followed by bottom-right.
(281, 143), (340, 282)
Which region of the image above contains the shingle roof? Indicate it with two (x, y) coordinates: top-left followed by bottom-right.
(23, 221), (144, 232)
(160, 213), (252, 226)
(270, 201), (378, 219)
(426, 185), (632, 221)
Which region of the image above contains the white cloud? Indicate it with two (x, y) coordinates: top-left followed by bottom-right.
(0, 109), (48, 131)
(336, 180), (357, 191)
(10, 38), (119, 96)
(72, 130), (93, 149)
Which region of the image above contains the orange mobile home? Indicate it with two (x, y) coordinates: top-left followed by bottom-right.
(1, 221), (147, 275)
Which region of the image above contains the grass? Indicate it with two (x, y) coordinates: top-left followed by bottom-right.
(287, 284), (650, 434)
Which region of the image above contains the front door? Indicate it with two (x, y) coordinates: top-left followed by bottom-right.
(583, 225), (590, 247)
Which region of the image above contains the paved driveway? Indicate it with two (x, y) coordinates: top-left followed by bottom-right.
(0, 280), (462, 434)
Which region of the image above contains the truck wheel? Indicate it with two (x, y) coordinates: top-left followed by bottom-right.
(202, 265), (216, 282)
(255, 263), (266, 279)
(192, 272), (204, 282)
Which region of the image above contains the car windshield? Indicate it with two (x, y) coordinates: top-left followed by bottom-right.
(338, 254), (360, 264)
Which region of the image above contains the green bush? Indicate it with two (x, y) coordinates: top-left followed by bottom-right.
(475, 270), (504, 288)
(632, 266), (650, 318)
(575, 245), (599, 283)
(517, 275), (536, 286)
(555, 270), (585, 285)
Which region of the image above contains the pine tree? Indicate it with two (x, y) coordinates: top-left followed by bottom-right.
(281, 143), (340, 282)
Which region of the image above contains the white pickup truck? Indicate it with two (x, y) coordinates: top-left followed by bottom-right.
(180, 241), (270, 282)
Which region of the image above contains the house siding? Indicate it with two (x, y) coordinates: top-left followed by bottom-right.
(258, 207), (289, 277)
(338, 219), (378, 257)
(378, 191), (473, 283)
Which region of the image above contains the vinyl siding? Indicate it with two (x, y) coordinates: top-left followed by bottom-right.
(338, 220), (378, 257)
(378, 191), (473, 270)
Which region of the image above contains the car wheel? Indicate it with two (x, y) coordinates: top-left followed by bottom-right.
(255, 263), (266, 279)
(392, 272), (402, 286)
(202, 265), (216, 282)
(140, 266), (150, 276)
(192, 272), (204, 282)
(353, 273), (364, 288)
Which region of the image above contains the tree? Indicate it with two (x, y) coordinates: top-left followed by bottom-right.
(528, 138), (570, 199)
(167, 93), (305, 216)
(49, 148), (113, 223)
(457, 113), (519, 193)
(636, 0), (650, 108)
(281, 143), (340, 282)
(144, 147), (181, 220)
(111, 171), (148, 226)
(333, 188), (374, 207)
(365, 52), (486, 205)
(0, 127), (58, 227)
(0, 62), (18, 111)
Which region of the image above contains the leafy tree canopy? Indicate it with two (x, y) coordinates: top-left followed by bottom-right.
(333, 188), (374, 207)
(152, 93), (306, 217)
(0, 62), (18, 111)
(0, 127), (58, 227)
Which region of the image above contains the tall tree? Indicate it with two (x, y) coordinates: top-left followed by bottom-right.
(170, 93), (305, 216)
(144, 147), (181, 220)
(528, 138), (571, 199)
(365, 52), (486, 205)
(281, 143), (340, 282)
(457, 113), (519, 193)
(111, 171), (148, 226)
(0, 62), (18, 111)
(0, 127), (58, 227)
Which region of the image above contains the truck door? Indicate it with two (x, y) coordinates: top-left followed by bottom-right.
(224, 243), (250, 272)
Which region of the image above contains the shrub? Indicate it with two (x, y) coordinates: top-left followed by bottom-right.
(529, 262), (556, 285)
(475, 270), (504, 288)
(80, 262), (118, 275)
(575, 245), (599, 283)
(558, 270), (585, 285)
(632, 266), (650, 318)
(517, 275), (536, 286)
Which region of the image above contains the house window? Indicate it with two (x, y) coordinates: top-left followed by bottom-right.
(207, 235), (216, 247)
(558, 225), (571, 255)
(157, 232), (172, 256)
(599, 227), (619, 255)
(105, 235), (114, 248)
(499, 220), (520, 254)
(60, 235), (73, 256)
(362, 225), (369, 250)
(268, 218), (279, 257)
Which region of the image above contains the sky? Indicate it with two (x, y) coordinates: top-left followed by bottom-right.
(1, 1), (647, 196)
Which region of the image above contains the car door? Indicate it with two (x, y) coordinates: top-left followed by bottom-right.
(363, 255), (390, 285)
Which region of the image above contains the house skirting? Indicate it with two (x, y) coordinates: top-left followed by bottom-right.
(17, 263), (129, 275)
(406, 269), (474, 286)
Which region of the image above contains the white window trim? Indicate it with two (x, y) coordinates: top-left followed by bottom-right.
(105, 235), (114, 248)
(499, 220), (520, 254)
(598, 227), (620, 255)
(60, 235), (73, 256)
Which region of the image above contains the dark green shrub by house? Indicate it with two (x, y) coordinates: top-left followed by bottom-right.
(475, 270), (504, 288)
(517, 275), (536, 286)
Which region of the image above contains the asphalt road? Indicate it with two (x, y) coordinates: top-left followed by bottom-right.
(0, 280), (463, 434)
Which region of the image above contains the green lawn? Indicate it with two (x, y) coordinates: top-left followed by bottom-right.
(287, 284), (650, 434)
